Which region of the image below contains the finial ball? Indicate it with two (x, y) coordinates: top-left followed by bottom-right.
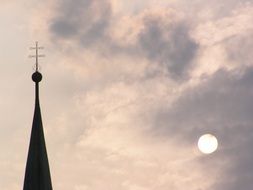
(32, 71), (42, 82)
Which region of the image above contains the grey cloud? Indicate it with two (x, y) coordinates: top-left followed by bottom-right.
(211, 0), (253, 18)
(46, 1), (253, 189)
(151, 67), (253, 189)
(226, 33), (253, 66)
(50, 0), (111, 46)
(138, 18), (198, 80)
(49, 1), (199, 81)
(181, 0), (253, 19)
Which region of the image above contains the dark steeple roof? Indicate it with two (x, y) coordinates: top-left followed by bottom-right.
(23, 71), (53, 190)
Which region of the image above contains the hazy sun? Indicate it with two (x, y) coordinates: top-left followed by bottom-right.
(198, 134), (218, 154)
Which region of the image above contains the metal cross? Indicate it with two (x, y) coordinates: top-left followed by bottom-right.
(29, 41), (45, 72)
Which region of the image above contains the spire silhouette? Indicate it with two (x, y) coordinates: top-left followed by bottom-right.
(23, 43), (53, 190)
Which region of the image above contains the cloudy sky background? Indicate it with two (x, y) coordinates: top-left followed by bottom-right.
(0, 0), (253, 189)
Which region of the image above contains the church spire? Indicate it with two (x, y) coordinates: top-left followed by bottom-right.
(23, 42), (53, 190)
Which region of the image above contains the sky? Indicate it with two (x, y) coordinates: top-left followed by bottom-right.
(0, 0), (253, 189)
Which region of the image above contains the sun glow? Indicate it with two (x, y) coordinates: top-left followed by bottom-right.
(198, 134), (218, 154)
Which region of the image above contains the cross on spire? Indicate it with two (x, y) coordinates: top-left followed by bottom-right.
(29, 41), (45, 72)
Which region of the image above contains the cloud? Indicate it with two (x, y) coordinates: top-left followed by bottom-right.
(151, 67), (253, 189)
(49, 1), (199, 81)
(226, 32), (253, 67)
(50, 0), (111, 46)
(138, 14), (198, 80)
(24, 0), (253, 190)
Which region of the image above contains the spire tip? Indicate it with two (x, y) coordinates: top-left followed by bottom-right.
(29, 41), (45, 72)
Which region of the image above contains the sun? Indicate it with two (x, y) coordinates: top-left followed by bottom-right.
(198, 134), (218, 154)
